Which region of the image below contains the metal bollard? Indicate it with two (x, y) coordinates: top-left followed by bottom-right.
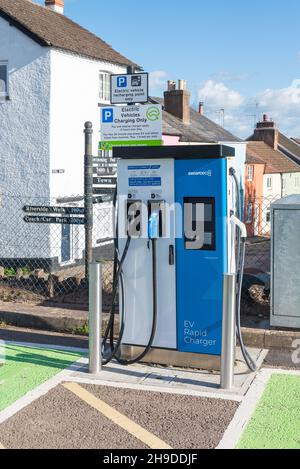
(220, 273), (236, 389)
(89, 262), (102, 374)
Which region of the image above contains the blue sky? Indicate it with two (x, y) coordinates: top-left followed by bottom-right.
(36, 0), (300, 137)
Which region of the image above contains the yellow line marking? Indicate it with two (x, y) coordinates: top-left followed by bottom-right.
(63, 382), (172, 450)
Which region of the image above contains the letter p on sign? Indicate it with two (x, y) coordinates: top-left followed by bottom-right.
(102, 108), (113, 123)
(117, 76), (127, 88)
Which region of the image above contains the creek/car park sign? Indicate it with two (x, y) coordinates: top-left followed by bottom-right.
(110, 73), (148, 105)
(99, 104), (162, 151)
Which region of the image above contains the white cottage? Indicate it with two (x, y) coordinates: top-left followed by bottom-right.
(0, 0), (138, 269)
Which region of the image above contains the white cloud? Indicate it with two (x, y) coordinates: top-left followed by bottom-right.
(255, 79), (300, 136)
(197, 79), (300, 138)
(198, 80), (245, 110)
(149, 71), (168, 89)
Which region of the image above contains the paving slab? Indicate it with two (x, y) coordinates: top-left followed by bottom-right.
(70, 347), (267, 398)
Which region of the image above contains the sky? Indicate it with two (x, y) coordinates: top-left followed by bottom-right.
(36, 0), (300, 138)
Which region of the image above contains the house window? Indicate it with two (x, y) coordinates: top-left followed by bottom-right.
(267, 176), (272, 190)
(246, 202), (253, 224)
(99, 71), (111, 102)
(295, 177), (299, 189)
(0, 61), (8, 99)
(266, 209), (271, 223)
(247, 165), (254, 182)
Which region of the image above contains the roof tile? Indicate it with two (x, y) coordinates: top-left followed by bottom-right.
(0, 0), (138, 67)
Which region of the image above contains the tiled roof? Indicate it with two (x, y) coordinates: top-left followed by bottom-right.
(246, 141), (300, 174)
(0, 0), (139, 67)
(278, 133), (300, 166)
(150, 97), (241, 143)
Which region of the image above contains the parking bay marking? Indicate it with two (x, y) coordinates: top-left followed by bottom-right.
(63, 382), (172, 450)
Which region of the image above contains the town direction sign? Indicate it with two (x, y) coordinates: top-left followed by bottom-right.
(110, 73), (148, 105)
(93, 176), (117, 186)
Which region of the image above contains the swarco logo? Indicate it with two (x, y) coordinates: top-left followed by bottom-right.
(146, 106), (160, 121)
(188, 170), (212, 177)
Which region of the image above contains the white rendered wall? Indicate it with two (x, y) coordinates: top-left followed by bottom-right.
(48, 50), (126, 261)
(0, 17), (51, 259)
(49, 49), (126, 198)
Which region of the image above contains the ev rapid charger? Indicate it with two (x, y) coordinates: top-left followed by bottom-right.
(114, 145), (237, 367)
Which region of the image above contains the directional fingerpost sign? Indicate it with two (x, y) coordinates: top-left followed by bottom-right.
(93, 187), (115, 195)
(93, 176), (117, 185)
(23, 205), (85, 215)
(23, 206), (85, 224)
(110, 73), (148, 105)
(24, 215), (85, 225)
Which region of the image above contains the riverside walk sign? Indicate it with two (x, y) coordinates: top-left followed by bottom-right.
(23, 206), (85, 225)
(99, 104), (162, 151)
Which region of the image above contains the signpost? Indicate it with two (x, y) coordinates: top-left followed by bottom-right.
(110, 73), (148, 105)
(24, 215), (85, 225)
(23, 205), (85, 215)
(93, 187), (115, 195)
(99, 104), (162, 150)
(93, 176), (117, 186)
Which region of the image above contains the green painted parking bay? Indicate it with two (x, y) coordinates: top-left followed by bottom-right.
(238, 374), (300, 449)
(0, 344), (82, 411)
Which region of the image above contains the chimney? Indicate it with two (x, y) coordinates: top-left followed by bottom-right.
(164, 80), (190, 124)
(198, 101), (204, 115)
(45, 0), (64, 14)
(253, 113), (278, 150)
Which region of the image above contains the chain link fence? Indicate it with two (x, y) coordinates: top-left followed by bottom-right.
(241, 194), (282, 321)
(0, 193), (114, 310)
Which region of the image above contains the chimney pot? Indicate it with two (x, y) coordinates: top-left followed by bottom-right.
(167, 80), (176, 91)
(199, 101), (204, 115)
(263, 113), (268, 122)
(178, 80), (187, 91)
(45, 0), (64, 14)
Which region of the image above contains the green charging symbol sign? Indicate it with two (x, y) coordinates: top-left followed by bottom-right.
(146, 106), (161, 121)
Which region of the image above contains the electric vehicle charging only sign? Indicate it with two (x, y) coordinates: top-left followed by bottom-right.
(99, 104), (162, 150)
(110, 73), (148, 104)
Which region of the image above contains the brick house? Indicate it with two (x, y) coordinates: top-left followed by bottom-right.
(245, 115), (300, 236)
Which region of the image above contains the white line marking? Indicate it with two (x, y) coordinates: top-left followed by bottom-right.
(217, 367), (300, 449)
(63, 382), (172, 449)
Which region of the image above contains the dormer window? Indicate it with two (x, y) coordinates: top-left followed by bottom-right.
(99, 71), (111, 102)
(0, 61), (8, 100)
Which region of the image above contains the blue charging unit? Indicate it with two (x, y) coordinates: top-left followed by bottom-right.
(114, 145), (235, 367)
(175, 158), (228, 356)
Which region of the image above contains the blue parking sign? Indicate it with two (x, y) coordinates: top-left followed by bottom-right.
(102, 108), (114, 123)
(117, 76), (127, 88)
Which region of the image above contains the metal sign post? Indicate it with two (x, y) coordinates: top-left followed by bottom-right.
(84, 122), (94, 279)
(220, 273), (236, 389)
(89, 262), (102, 374)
